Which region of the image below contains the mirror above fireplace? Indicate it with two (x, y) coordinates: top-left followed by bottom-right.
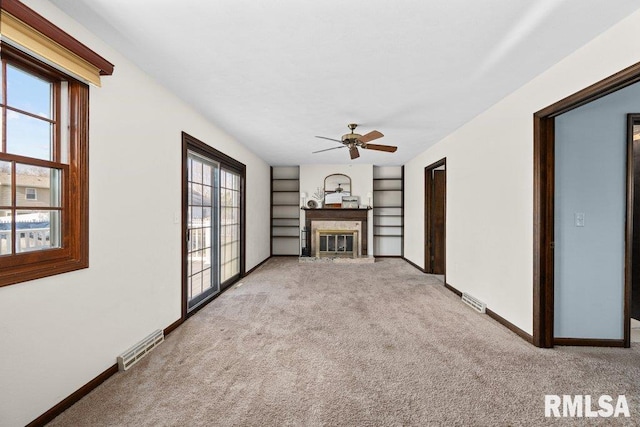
(324, 174), (351, 207)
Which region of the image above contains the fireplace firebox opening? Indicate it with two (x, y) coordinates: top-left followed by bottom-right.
(318, 232), (355, 257)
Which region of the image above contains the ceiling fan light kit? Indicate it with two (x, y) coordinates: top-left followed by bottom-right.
(313, 123), (398, 160)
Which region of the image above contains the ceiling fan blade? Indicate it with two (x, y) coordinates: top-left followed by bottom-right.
(363, 143), (397, 153)
(312, 146), (347, 154)
(349, 146), (360, 159)
(315, 136), (343, 143)
(357, 130), (384, 143)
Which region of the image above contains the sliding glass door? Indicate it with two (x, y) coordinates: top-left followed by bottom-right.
(183, 133), (246, 316)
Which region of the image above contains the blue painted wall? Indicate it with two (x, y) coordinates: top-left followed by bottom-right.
(554, 82), (640, 338)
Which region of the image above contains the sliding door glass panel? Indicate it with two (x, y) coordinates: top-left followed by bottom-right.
(220, 168), (240, 283)
(187, 152), (220, 311)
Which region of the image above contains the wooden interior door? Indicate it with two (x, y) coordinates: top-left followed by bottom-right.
(425, 160), (446, 274)
(432, 170), (446, 274)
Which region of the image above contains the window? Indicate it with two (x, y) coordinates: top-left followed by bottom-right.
(0, 0), (112, 286)
(25, 188), (37, 201)
(0, 45), (86, 285)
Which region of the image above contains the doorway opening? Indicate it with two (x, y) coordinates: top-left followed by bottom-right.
(424, 159), (446, 277)
(628, 114), (640, 343)
(534, 63), (640, 348)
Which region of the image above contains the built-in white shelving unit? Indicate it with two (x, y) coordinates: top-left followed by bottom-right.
(373, 166), (404, 256)
(271, 166), (300, 255)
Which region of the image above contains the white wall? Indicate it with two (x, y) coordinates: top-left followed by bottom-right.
(554, 82), (640, 339)
(404, 9), (640, 335)
(0, 2), (271, 426)
(300, 164), (374, 256)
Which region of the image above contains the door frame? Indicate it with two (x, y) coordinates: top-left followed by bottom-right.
(533, 63), (640, 348)
(181, 132), (247, 320)
(424, 158), (446, 276)
(627, 114), (640, 335)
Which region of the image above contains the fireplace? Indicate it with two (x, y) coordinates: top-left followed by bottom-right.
(302, 208), (370, 258)
(310, 220), (361, 257)
(316, 230), (358, 258)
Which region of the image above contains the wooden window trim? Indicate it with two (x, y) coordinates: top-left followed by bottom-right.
(0, 43), (89, 287)
(1, 0), (114, 77)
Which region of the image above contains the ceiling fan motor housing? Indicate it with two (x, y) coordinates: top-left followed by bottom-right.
(342, 133), (362, 144)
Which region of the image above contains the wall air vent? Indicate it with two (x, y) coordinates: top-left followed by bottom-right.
(117, 329), (164, 371)
(461, 292), (486, 313)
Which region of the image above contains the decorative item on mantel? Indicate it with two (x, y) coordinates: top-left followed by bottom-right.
(324, 191), (344, 207)
(312, 187), (324, 208)
(341, 196), (359, 209)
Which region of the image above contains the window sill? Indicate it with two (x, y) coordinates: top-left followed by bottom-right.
(0, 255), (88, 287)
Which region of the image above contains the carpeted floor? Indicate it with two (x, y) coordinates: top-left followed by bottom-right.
(50, 258), (640, 426)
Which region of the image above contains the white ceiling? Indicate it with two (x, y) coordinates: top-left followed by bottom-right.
(51, 0), (640, 166)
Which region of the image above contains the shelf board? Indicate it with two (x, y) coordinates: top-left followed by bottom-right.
(373, 214), (403, 217)
(272, 190), (300, 193)
(271, 236), (300, 239)
(272, 225), (301, 228)
(272, 216), (300, 220)
(272, 178), (300, 181)
(373, 206), (403, 209)
(373, 178), (402, 181)
(272, 203), (301, 206)
(374, 234), (403, 237)
(373, 189), (402, 192)
(374, 225), (403, 228)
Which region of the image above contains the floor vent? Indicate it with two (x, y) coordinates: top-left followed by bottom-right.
(461, 292), (486, 313)
(117, 329), (164, 371)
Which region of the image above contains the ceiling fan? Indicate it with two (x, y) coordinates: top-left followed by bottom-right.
(313, 123), (398, 160)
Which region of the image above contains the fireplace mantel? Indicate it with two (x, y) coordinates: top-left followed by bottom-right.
(302, 208), (370, 256)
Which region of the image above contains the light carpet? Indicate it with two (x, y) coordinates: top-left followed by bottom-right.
(49, 258), (640, 426)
